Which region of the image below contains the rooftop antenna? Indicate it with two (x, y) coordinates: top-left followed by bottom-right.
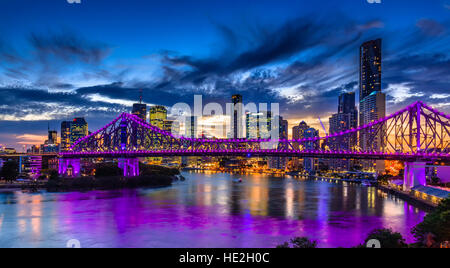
(139, 89), (143, 104)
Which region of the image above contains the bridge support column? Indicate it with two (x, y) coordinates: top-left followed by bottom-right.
(59, 158), (81, 178)
(118, 158), (140, 177)
(403, 162), (426, 191)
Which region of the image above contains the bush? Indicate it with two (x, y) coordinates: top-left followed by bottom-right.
(361, 229), (408, 248)
(0, 161), (19, 182)
(94, 163), (122, 178)
(140, 164), (180, 176)
(276, 237), (318, 248)
(412, 198), (450, 248)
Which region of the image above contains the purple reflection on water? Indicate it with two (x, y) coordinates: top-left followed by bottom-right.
(0, 172), (426, 248)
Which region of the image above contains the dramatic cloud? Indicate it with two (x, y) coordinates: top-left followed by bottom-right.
(416, 19), (446, 36)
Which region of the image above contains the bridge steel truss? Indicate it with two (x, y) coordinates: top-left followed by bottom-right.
(61, 101), (449, 162)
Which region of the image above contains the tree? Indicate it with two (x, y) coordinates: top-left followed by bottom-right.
(49, 169), (59, 181)
(362, 228), (408, 248)
(0, 161), (19, 182)
(412, 198), (450, 248)
(276, 237), (318, 248)
(94, 163), (122, 178)
(431, 176), (441, 185)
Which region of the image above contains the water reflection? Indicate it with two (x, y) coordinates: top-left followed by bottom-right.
(0, 172), (426, 248)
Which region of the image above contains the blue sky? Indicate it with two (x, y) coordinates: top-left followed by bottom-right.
(1, 0), (450, 149)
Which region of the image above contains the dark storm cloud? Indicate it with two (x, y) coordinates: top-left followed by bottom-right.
(162, 15), (375, 84)
(416, 19), (446, 36)
(29, 30), (110, 64)
(0, 30), (112, 86)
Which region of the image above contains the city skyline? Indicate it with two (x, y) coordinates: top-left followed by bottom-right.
(1, 0), (450, 150)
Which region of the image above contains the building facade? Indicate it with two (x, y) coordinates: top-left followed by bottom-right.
(69, 118), (88, 146)
(359, 39), (386, 173)
(149, 105), (167, 128)
(329, 92), (358, 171)
(132, 103), (147, 121)
(60, 121), (71, 152)
(303, 127), (320, 172)
(231, 94), (243, 139)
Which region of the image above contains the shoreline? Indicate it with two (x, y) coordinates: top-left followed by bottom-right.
(377, 184), (436, 211)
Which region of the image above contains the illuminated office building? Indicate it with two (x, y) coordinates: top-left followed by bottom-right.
(70, 118), (88, 146)
(150, 105), (167, 129)
(231, 94), (243, 139)
(61, 121), (71, 151)
(359, 39), (386, 173)
(132, 103), (147, 121)
(303, 128), (320, 172)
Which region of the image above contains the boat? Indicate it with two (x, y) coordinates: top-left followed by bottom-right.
(361, 180), (372, 187)
(233, 178), (243, 183)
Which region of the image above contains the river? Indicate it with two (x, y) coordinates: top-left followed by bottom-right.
(0, 171), (426, 248)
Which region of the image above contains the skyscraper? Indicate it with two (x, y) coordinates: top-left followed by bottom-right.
(329, 92), (358, 171)
(268, 116), (288, 170)
(292, 121), (309, 150)
(132, 89), (147, 121)
(70, 118), (88, 145)
(60, 121), (71, 151)
(47, 130), (58, 145)
(185, 116), (198, 138)
(360, 39), (382, 100)
(231, 94), (243, 139)
(132, 104), (147, 121)
(246, 112), (260, 139)
(163, 120), (180, 136)
(359, 39), (386, 173)
(303, 127), (319, 172)
(149, 105), (167, 129)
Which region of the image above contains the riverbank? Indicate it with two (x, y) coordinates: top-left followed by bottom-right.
(377, 184), (437, 211)
(46, 174), (178, 192)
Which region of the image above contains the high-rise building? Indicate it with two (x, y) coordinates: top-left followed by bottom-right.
(292, 121), (309, 150)
(132, 103), (147, 121)
(245, 111), (273, 139)
(360, 39), (382, 100)
(163, 120), (180, 136)
(47, 130), (58, 145)
(268, 116), (288, 170)
(231, 94), (243, 139)
(149, 105), (167, 129)
(329, 92), (358, 171)
(185, 116), (198, 138)
(132, 89), (147, 121)
(303, 127), (319, 172)
(246, 112), (259, 139)
(61, 121), (71, 151)
(359, 39), (386, 173)
(70, 118), (88, 145)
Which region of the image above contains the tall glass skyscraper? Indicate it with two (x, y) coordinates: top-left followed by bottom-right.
(231, 94), (243, 139)
(132, 89), (147, 121)
(359, 39), (386, 173)
(60, 121), (71, 151)
(329, 92), (358, 171)
(69, 118), (88, 146)
(149, 105), (167, 129)
(360, 39), (382, 100)
(132, 103), (147, 121)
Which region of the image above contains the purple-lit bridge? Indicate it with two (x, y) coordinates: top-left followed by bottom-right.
(59, 101), (450, 190)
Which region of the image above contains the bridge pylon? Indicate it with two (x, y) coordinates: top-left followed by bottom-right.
(118, 158), (140, 177)
(403, 162), (427, 191)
